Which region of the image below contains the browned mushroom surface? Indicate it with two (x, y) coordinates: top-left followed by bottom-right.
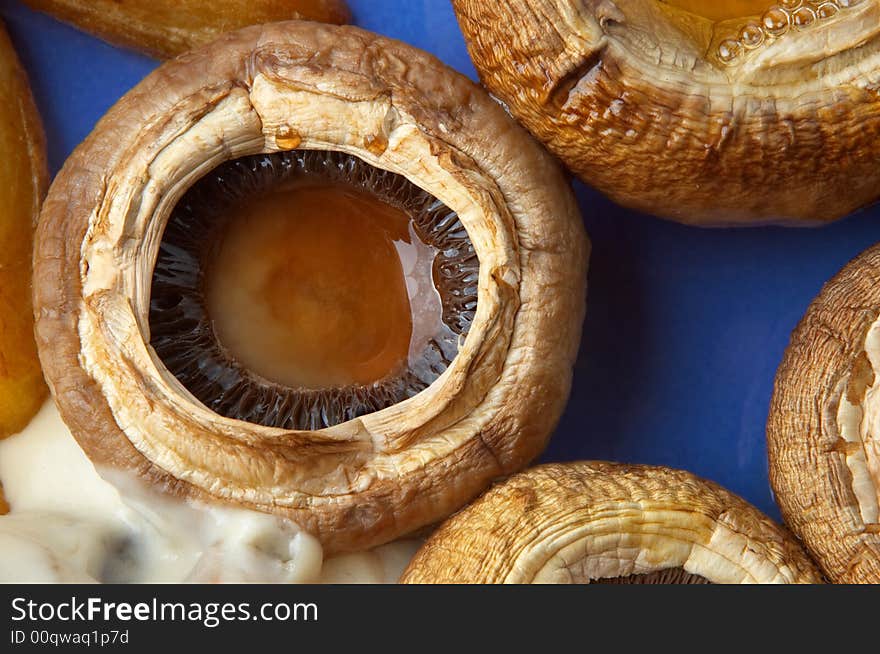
(401, 462), (822, 583)
(23, 0), (350, 59)
(33, 22), (588, 555)
(768, 243), (880, 583)
(0, 21), (48, 439)
(452, 0), (880, 226)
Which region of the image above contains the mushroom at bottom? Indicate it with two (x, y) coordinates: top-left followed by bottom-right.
(400, 462), (822, 584)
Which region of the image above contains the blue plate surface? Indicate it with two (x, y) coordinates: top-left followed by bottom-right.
(4, 0), (880, 521)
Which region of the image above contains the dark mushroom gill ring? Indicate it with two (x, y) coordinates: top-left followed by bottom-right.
(32, 22), (588, 554)
(401, 462), (824, 583)
(768, 243), (880, 583)
(151, 149), (479, 431)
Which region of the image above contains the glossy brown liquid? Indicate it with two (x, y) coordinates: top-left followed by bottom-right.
(206, 182), (420, 390)
(660, 0), (771, 21)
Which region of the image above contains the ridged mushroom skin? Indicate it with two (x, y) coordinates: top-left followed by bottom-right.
(23, 0), (351, 59)
(33, 22), (588, 554)
(0, 21), (48, 438)
(769, 244), (880, 583)
(452, 0), (880, 226)
(401, 462), (823, 583)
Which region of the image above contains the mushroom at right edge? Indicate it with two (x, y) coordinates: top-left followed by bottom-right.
(31, 22), (589, 561)
(768, 244), (880, 583)
(400, 462), (822, 584)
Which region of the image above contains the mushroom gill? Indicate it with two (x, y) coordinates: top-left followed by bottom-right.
(401, 462), (823, 583)
(32, 22), (588, 555)
(451, 0), (880, 226)
(593, 569), (711, 584)
(768, 243), (880, 583)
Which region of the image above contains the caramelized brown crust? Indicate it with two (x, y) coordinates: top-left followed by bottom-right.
(0, 481), (8, 515)
(768, 244), (880, 583)
(33, 22), (588, 554)
(24, 0), (350, 59)
(452, 0), (880, 226)
(0, 21), (48, 439)
(402, 462), (823, 584)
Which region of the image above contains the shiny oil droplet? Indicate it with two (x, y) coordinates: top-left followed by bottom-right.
(762, 7), (791, 35)
(274, 125), (302, 150)
(792, 6), (817, 27)
(816, 2), (839, 18)
(363, 133), (389, 156)
(718, 39), (743, 63)
(740, 23), (765, 47)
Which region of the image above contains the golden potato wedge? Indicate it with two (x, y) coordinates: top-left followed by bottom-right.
(0, 22), (48, 439)
(23, 0), (351, 59)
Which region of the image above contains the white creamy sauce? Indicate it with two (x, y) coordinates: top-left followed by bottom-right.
(0, 401), (421, 583)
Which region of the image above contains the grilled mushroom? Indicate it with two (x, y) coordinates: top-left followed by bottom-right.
(401, 462), (822, 583)
(33, 22), (588, 554)
(23, 0), (350, 58)
(452, 0), (880, 226)
(0, 21), (48, 439)
(769, 243), (880, 583)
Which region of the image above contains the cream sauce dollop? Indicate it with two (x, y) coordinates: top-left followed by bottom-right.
(0, 401), (421, 583)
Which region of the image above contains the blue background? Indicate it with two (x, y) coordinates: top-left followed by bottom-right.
(4, 0), (879, 521)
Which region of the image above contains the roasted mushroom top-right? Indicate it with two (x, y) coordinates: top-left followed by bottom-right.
(452, 0), (880, 226)
(769, 243), (880, 583)
(401, 462), (822, 584)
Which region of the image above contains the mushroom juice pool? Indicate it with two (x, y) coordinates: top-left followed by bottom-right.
(658, 0), (774, 21)
(205, 180), (440, 390)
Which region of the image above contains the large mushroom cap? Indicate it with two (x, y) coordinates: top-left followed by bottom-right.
(401, 462), (823, 583)
(452, 0), (880, 226)
(33, 22), (588, 554)
(769, 243), (880, 583)
(23, 0), (352, 59)
(0, 20), (48, 439)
